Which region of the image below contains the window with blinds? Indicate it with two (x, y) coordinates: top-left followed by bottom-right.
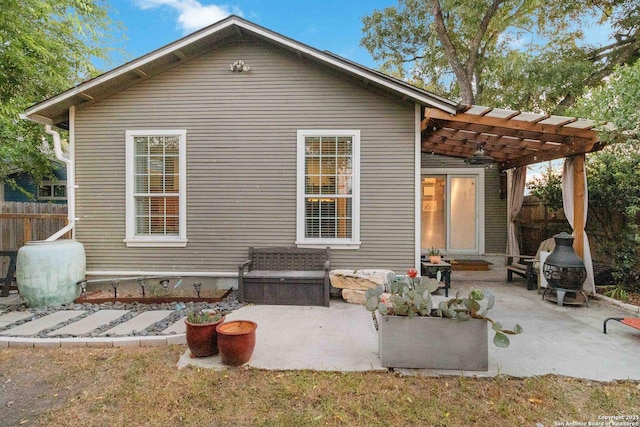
(297, 130), (360, 248)
(125, 130), (187, 247)
(134, 135), (180, 236)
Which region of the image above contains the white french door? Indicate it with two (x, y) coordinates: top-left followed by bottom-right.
(420, 168), (484, 255)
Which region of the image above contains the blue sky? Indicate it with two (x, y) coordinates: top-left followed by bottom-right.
(105, 0), (395, 70)
(100, 1), (611, 179)
(104, 0), (613, 74)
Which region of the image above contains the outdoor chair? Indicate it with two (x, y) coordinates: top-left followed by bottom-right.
(506, 237), (555, 290)
(603, 317), (640, 334)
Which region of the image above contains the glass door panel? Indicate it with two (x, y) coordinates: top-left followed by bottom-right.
(449, 176), (477, 251)
(421, 176), (446, 251)
(421, 173), (480, 254)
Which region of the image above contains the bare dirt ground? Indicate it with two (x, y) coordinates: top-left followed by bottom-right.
(0, 349), (101, 426)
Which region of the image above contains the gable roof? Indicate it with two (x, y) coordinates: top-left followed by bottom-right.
(24, 15), (460, 128)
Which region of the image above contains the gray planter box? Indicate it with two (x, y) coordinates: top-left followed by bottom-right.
(377, 313), (488, 371)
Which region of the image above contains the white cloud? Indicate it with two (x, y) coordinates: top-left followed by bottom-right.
(135, 0), (242, 34)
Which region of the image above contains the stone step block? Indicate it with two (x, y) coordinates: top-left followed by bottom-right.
(100, 310), (174, 336)
(161, 315), (186, 335)
(0, 311), (86, 336)
(49, 310), (129, 336)
(0, 311), (34, 328)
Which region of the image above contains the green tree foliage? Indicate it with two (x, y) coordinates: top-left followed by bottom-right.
(572, 60), (640, 144)
(361, 0), (639, 112)
(529, 61), (640, 289)
(527, 166), (563, 212)
(0, 0), (118, 184)
(574, 61), (640, 289)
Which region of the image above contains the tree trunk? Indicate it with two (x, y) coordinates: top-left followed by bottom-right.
(429, 0), (504, 106)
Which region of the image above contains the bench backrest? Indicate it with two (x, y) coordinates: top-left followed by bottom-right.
(250, 246), (329, 271)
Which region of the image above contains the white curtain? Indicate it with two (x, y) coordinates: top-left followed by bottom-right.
(562, 156), (595, 295)
(506, 166), (527, 257)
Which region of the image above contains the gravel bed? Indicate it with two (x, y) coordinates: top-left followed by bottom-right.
(0, 291), (242, 338)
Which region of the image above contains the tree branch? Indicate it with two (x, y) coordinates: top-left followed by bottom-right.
(429, 0), (475, 104)
(466, 0), (505, 76)
(401, 55), (427, 63)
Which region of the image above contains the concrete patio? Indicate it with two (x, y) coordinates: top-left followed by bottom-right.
(2, 268), (639, 381)
(179, 269), (640, 381)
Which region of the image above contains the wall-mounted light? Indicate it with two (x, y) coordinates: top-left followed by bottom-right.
(230, 60), (250, 72)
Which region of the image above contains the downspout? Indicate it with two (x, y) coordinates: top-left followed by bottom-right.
(44, 111), (76, 241)
(415, 103), (422, 271)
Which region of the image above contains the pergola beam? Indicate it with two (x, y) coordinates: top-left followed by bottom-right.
(421, 106), (604, 170)
(499, 141), (602, 169)
(424, 117), (594, 146)
(424, 108), (596, 139)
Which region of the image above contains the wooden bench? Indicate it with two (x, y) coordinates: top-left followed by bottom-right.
(238, 246), (330, 307)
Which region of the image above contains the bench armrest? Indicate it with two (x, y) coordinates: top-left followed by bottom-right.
(507, 255), (535, 265)
(324, 260), (331, 272)
(238, 259), (253, 273)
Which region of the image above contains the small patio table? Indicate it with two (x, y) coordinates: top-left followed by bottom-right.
(420, 260), (451, 297)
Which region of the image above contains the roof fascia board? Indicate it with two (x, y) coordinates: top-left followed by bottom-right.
(26, 16), (458, 118)
(322, 50), (456, 108)
(19, 113), (53, 125)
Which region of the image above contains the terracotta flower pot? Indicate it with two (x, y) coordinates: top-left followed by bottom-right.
(185, 315), (225, 358)
(429, 255), (442, 264)
(216, 320), (257, 366)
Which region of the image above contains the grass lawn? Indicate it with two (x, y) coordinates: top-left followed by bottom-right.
(1, 346), (638, 426)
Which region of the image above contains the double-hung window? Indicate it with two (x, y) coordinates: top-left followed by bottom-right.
(296, 130), (360, 249)
(125, 130), (187, 247)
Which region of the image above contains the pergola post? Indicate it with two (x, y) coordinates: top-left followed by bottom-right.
(572, 154), (586, 258)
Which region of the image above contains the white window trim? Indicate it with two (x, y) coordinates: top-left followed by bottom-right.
(296, 130), (361, 249)
(124, 129), (187, 248)
(419, 167), (485, 255)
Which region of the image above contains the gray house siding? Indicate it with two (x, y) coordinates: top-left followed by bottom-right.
(74, 38), (416, 274)
(421, 154), (507, 254)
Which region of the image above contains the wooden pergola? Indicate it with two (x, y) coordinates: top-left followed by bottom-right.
(421, 105), (607, 262)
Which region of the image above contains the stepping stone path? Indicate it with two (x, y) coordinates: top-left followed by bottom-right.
(0, 293), (241, 346)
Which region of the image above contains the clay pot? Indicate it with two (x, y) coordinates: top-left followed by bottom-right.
(216, 320), (257, 366)
(185, 316), (225, 358)
(429, 255), (442, 264)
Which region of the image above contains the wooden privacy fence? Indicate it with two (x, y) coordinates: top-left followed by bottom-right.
(515, 196), (622, 264)
(515, 196), (567, 256)
(1, 202), (70, 290)
(0, 202), (69, 251)
(0, 202), (71, 290)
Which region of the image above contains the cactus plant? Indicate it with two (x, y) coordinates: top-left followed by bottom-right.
(365, 271), (523, 347)
(186, 310), (223, 324)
